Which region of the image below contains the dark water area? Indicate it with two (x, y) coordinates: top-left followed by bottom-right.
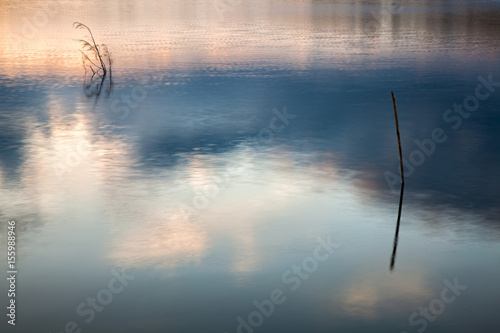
(1, 1), (499, 332)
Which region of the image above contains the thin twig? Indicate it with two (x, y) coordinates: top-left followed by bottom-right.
(391, 91), (404, 183)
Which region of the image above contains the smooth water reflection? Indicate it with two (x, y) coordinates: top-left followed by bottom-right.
(1, 0), (500, 332)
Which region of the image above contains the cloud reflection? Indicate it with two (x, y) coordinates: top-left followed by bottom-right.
(108, 217), (208, 271)
(340, 272), (433, 320)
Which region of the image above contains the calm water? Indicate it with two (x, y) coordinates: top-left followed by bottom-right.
(1, 1), (500, 332)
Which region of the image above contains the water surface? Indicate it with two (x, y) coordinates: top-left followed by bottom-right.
(1, 1), (500, 332)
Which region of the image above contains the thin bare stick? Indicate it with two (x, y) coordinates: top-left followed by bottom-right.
(391, 91), (404, 183)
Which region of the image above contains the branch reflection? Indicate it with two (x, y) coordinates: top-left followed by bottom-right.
(390, 182), (405, 271)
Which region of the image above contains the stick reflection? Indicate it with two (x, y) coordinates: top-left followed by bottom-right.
(390, 183), (405, 271)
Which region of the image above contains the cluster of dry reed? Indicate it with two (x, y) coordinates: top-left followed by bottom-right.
(74, 22), (113, 98)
